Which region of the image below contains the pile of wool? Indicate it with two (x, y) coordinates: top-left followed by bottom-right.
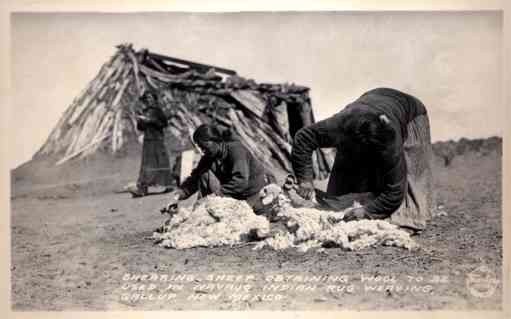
(254, 184), (417, 252)
(153, 196), (270, 249)
(152, 185), (417, 252)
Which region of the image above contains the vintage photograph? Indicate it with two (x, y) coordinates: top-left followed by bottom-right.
(9, 11), (504, 311)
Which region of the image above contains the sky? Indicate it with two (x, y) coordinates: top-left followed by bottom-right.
(10, 11), (503, 168)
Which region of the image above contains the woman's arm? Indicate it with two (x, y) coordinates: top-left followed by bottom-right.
(292, 113), (344, 183)
(364, 150), (407, 218)
(179, 155), (214, 199)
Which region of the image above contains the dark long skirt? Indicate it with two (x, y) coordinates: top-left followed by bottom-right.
(137, 139), (173, 189)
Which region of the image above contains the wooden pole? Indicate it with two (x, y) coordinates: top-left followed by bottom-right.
(56, 134), (110, 165)
(148, 52), (237, 76)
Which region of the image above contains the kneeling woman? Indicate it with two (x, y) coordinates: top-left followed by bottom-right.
(168, 124), (267, 213)
(292, 88), (436, 231)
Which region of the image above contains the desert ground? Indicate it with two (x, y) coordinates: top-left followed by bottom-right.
(10, 138), (502, 310)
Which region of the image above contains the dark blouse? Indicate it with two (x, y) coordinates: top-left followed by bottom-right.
(180, 141), (267, 200)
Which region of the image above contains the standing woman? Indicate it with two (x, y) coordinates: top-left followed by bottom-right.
(166, 124), (268, 213)
(292, 88), (435, 231)
(131, 91), (173, 197)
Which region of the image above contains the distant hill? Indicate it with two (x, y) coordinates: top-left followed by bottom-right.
(432, 136), (502, 166)
(11, 136), (502, 200)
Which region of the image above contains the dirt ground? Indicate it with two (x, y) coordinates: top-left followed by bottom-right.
(10, 140), (503, 311)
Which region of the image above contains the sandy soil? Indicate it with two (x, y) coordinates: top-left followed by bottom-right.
(10, 141), (503, 310)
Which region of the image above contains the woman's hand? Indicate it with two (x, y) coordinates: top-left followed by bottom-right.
(296, 181), (315, 200)
(343, 206), (369, 222)
(161, 190), (185, 214)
